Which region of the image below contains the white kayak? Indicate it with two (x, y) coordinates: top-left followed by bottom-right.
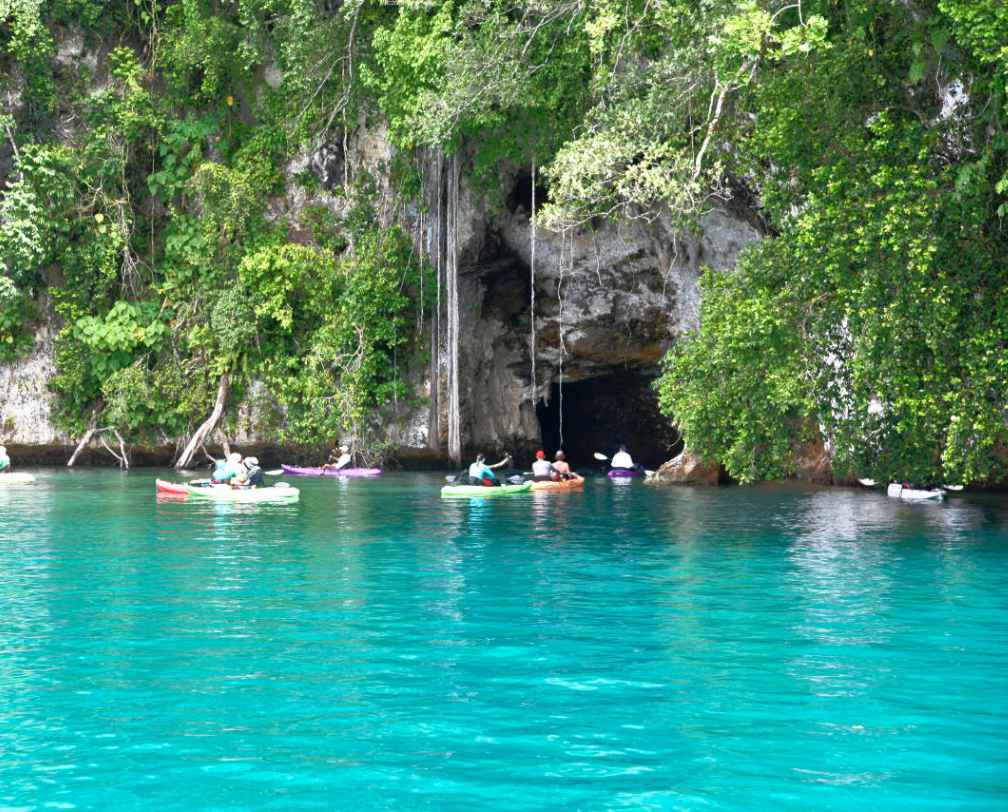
(156, 479), (299, 503)
(0, 472), (36, 485)
(887, 483), (943, 502)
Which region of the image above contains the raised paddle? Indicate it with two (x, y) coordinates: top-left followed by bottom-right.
(593, 452), (609, 461)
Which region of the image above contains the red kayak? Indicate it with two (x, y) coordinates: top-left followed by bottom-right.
(281, 464), (381, 478)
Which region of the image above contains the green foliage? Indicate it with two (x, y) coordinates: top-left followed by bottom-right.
(270, 227), (433, 443)
(657, 250), (813, 484)
(0, 275), (34, 359)
(657, 0), (1008, 486)
(0, 0), (56, 122)
(73, 300), (168, 379)
(365, 1), (593, 181)
(148, 113), (219, 203)
(0, 144), (76, 285)
(0, 0), (1003, 481)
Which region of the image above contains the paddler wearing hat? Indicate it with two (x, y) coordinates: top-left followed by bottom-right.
(531, 449), (556, 482)
(243, 456), (264, 487)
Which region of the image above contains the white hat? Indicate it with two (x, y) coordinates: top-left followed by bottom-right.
(244, 456), (259, 466)
(228, 452), (242, 463)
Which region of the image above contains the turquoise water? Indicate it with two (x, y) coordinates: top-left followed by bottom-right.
(1, 470), (1006, 810)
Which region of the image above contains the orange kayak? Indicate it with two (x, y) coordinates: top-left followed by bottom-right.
(530, 474), (585, 492)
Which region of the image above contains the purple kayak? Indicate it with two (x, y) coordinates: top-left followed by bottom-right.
(608, 468), (643, 479)
(281, 464), (382, 478)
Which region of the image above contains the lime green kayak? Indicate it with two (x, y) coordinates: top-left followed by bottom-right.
(440, 481), (533, 498)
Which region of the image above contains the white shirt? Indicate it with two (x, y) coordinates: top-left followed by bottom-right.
(611, 451), (634, 469)
(532, 459), (553, 477)
(334, 453), (352, 469)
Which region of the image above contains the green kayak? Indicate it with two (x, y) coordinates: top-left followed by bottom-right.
(440, 481), (533, 498)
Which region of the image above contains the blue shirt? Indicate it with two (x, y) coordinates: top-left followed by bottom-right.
(468, 462), (497, 483)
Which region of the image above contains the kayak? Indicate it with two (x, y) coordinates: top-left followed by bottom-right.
(886, 483), (943, 502)
(156, 479), (300, 503)
(608, 468), (643, 479)
(0, 472), (36, 485)
(441, 482), (533, 498)
(530, 474), (585, 492)
(281, 464), (381, 478)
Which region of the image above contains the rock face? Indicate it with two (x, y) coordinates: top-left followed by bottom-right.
(649, 451), (721, 486)
(792, 434), (835, 484)
(0, 326), (67, 447)
(0, 134), (763, 467)
(450, 182), (761, 463)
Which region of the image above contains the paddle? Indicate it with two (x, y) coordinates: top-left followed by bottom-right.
(593, 452), (609, 461)
(266, 469), (283, 476)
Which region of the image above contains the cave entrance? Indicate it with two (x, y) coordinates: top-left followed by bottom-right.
(535, 371), (682, 470)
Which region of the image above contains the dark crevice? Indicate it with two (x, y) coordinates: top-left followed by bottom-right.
(507, 171), (549, 215)
(478, 232), (530, 324)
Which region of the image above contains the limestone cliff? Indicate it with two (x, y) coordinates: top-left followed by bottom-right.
(0, 131), (761, 468)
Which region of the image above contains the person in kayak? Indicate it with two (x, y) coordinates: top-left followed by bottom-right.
(243, 456), (264, 487)
(552, 450), (573, 479)
(468, 452), (511, 486)
(531, 450), (555, 481)
(611, 445), (636, 470)
(322, 445), (352, 471)
(212, 452), (245, 484)
(0, 445), (11, 473)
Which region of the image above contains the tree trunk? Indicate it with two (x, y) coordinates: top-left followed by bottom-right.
(67, 410), (99, 467)
(175, 373), (230, 470)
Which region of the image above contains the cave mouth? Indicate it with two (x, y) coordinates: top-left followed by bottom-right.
(535, 371), (682, 470)
(507, 171), (549, 216)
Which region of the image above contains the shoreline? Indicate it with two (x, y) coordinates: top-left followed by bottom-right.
(4, 450), (1006, 492)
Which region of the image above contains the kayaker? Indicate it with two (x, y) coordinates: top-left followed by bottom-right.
(611, 445), (635, 470)
(468, 452), (511, 486)
(212, 452), (245, 484)
(0, 445), (10, 473)
(322, 445), (352, 471)
(243, 456), (264, 487)
(552, 450), (572, 479)
(531, 450), (555, 481)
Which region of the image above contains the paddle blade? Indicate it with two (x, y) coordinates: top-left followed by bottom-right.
(265, 469), (283, 476)
(593, 452), (609, 461)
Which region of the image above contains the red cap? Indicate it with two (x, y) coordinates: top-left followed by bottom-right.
(535, 450), (545, 459)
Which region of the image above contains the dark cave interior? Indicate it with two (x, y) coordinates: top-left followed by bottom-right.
(536, 371), (682, 470)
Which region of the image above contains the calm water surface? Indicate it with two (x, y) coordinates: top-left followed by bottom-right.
(1, 470), (1006, 810)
